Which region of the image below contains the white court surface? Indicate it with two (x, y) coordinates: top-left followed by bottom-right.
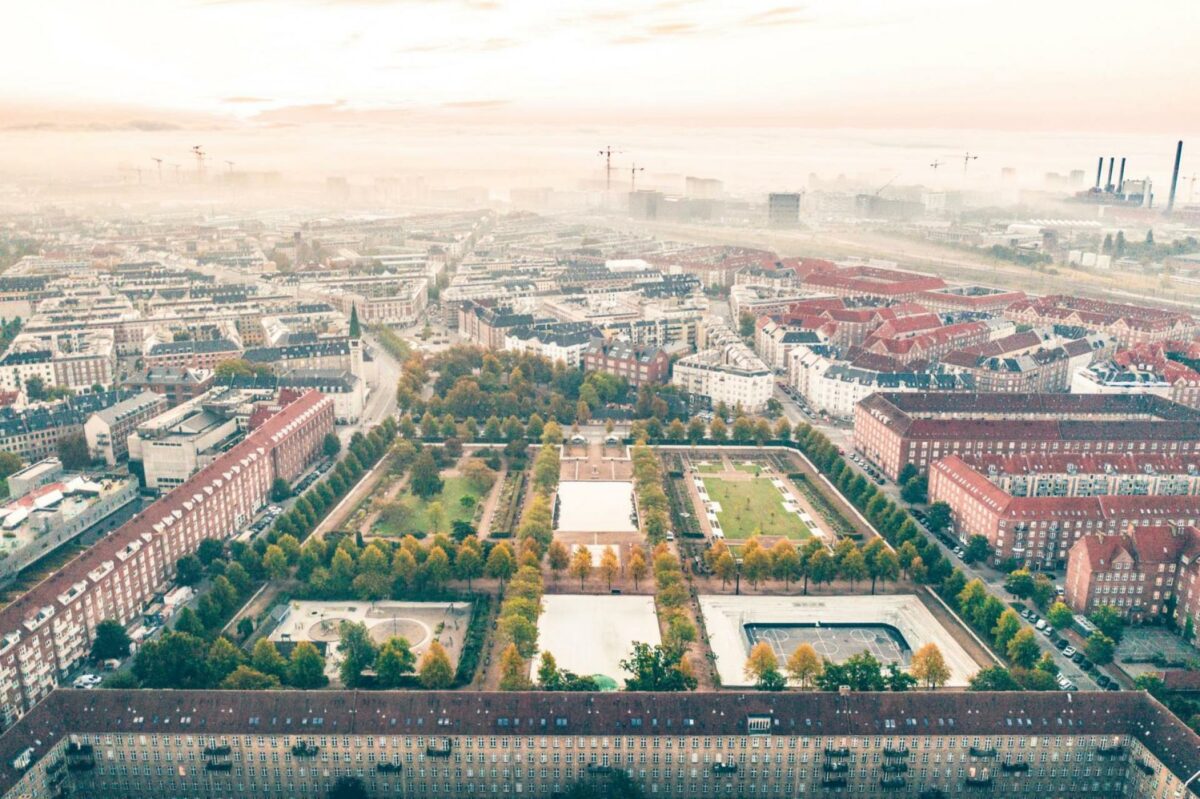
(555, 481), (636, 532)
(533, 594), (660, 686)
(700, 594), (980, 688)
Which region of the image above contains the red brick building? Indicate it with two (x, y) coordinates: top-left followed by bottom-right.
(800, 265), (947, 301)
(929, 455), (1200, 568)
(1065, 525), (1199, 622)
(1005, 295), (1196, 347)
(854, 392), (1200, 480)
(0, 390), (334, 728)
(582, 339), (670, 387)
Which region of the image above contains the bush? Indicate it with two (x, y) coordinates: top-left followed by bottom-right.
(454, 593), (492, 687)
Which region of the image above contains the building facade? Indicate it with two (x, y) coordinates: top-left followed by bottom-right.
(84, 391), (169, 465)
(1064, 525), (1199, 622)
(0, 691), (1196, 799)
(583, 340), (671, 387)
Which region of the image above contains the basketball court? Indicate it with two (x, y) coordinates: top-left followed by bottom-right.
(746, 623), (909, 669)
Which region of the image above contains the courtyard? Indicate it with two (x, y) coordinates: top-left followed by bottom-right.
(533, 594), (660, 688)
(555, 480), (637, 533)
(698, 475), (811, 540)
(700, 594), (982, 687)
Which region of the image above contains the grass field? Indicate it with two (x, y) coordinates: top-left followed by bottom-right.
(695, 462), (724, 473)
(734, 463), (763, 476)
(701, 477), (810, 540)
(373, 476), (478, 537)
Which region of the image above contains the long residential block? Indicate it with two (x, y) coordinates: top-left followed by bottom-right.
(0, 690), (1196, 799)
(0, 391), (334, 728)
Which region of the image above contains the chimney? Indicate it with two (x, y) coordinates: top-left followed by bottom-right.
(1117, 158), (1126, 193)
(1167, 140), (1183, 214)
(1095, 157), (1104, 189)
(1106, 157), (1115, 191)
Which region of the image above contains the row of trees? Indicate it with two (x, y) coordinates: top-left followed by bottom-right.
(496, 562), (547, 689)
(132, 631), (327, 691)
(631, 444), (670, 543)
(703, 536), (902, 595)
(743, 641), (951, 692)
(335, 620), (453, 689)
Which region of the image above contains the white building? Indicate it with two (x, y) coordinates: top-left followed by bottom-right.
(672, 345), (773, 412)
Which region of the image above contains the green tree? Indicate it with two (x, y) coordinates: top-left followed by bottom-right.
(337, 622), (378, 688)
(56, 432), (91, 469)
(132, 632), (211, 689)
(963, 534), (991, 565)
(323, 432), (341, 458)
(207, 637), (245, 684)
(620, 642), (696, 692)
(263, 545), (289, 581)
(270, 477), (291, 503)
(328, 776), (370, 799)
(1089, 605), (1125, 642)
(1047, 601), (1073, 630)
(409, 449), (444, 498)
(1004, 569), (1035, 598)
(251, 638), (289, 682)
(349, 304), (362, 338)
(288, 641), (328, 689)
(992, 609), (1022, 651)
(816, 651), (886, 691)
(374, 637), (417, 687)
(926, 501), (952, 534)
(1084, 632), (1116, 665)
(175, 555), (203, 587)
(418, 640), (455, 688)
(1006, 628), (1040, 669)
(968, 667), (1021, 691)
(90, 619), (132, 661)
(220, 665), (280, 690)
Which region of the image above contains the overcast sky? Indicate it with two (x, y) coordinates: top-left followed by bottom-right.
(4, 0), (1197, 133)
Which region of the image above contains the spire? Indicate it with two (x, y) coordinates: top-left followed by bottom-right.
(349, 304), (361, 338)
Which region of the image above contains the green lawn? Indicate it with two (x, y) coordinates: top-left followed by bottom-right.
(735, 463), (764, 476)
(696, 462), (724, 474)
(373, 475), (479, 537)
(701, 477), (810, 540)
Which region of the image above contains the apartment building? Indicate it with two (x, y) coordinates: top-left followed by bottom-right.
(583, 339), (671, 387)
(502, 324), (594, 368)
(243, 338), (362, 379)
(0, 691), (1196, 799)
(122, 367), (215, 408)
(915, 285), (1027, 314)
(942, 332), (1110, 393)
(800, 264), (947, 301)
(457, 301), (536, 349)
(928, 455), (1200, 568)
(1065, 524), (1199, 622)
(853, 393), (1200, 480)
(0, 391), (132, 463)
(142, 339), (243, 371)
(1005, 295), (1196, 347)
(0, 391), (333, 727)
(0, 331), (116, 394)
(83, 391), (168, 465)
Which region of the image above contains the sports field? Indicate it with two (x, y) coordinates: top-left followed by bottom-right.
(701, 477), (810, 539)
(746, 623), (909, 669)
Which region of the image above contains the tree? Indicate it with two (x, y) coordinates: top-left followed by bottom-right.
(547, 540), (570, 584)
(838, 545), (868, 590)
(288, 641), (328, 689)
(714, 550), (737, 591)
(910, 643), (950, 688)
(620, 642), (696, 692)
(132, 632), (211, 689)
(807, 548), (836, 592)
(770, 539), (800, 588)
(1004, 569), (1035, 599)
(270, 477), (291, 503)
(418, 640), (454, 688)
(900, 475), (927, 504)
(206, 637), (245, 684)
(486, 543), (515, 589)
(744, 641), (779, 683)
(454, 543), (483, 589)
(90, 619), (131, 661)
(337, 622), (378, 688)
(816, 651), (886, 692)
(197, 538), (225, 565)
(628, 549), (648, 590)
(741, 540), (771, 588)
(569, 546), (592, 589)
(926, 501), (952, 534)
(885, 662), (917, 692)
(499, 643), (531, 691)
(599, 547), (619, 590)
(263, 545), (289, 581)
(374, 637), (417, 687)
(55, 432), (90, 469)
(219, 665), (279, 690)
(175, 555), (203, 587)
(409, 450), (443, 498)
(1084, 632), (1116, 665)
(1089, 605), (1125, 642)
(709, 416), (727, 442)
(963, 535), (991, 565)
(992, 609), (1023, 651)
(251, 638), (288, 681)
(1047, 601), (1074, 630)
(537, 651), (561, 690)
(1006, 628), (1039, 669)
(786, 643), (823, 689)
(968, 666), (1021, 691)
(323, 432), (341, 458)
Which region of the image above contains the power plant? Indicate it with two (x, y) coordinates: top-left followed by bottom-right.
(1073, 140), (1185, 213)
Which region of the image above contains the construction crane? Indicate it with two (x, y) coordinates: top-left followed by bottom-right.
(597, 146), (621, 191)
(875, 174), (899, 196)
(151, 157), (163, 183)
(930, 160), (942, 170)
(630, 162), (644, 192)
(191, 145), (206, 182)
(963, 152), (978, 172)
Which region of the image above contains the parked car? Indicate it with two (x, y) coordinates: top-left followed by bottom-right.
(1035, 619), (1047, 631)
(73, 674), (102, 689)
(1054, 639), (1068, 650)
(1062, 646), (1076, 658)
(1095, 674), (1111, 688)
(1020, 609), (1033, 620)
(1071, 652), (1085, 664)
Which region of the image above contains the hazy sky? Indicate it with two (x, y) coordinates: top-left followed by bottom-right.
(5, 0), (1196, 132)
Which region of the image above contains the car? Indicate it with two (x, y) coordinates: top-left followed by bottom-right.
(1054, 638), (1068, 650)
(1020, 609), (1033, 620)
(1041, 625), (1055, 637)
(1062, 646), (1076, 657)
(1066, 684), (1079, 691)
(1080, 659), (1094, 672)
(1095, 675), (1110, 687)
(1106, 683), (1120, 691)
(665, 531), (676, 542)
(953, 548), (965, 558)
(1035, 619), (1047, 631)
(1072, 652), (1085, 664)
(1056, 675), (1070, 687)
(73, 674), (102, 689)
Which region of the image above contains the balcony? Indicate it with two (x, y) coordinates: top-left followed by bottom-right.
(426, 740), (453, 758)
(1096, 745), (1125, 758)
(969, 746), (998, 758)
(1134, 759), (1155, 776)
(291, 743), (319, 758)
(964, 775), (993, 787)
(1000, 761), (1029, 773)
(66, 761), (95, 773)
(712, 762), (737, 775)
(586, 763), (614, 775)
(376, 762), (403, 774)
(203, 746), (232, 757)
(823, 761), (849, 773)
(67, 743), (93, 756)
(880, 777), (906, 789)
(882, 746), (909, 758)
(205, 762), (233, 773)
(881, 762), (908, 774)
(824, 746), (850, 758)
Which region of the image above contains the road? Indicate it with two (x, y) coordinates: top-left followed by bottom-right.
(771, 383), (1104, 691)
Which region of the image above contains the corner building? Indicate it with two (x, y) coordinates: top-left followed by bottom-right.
(0, 690), (1196, 799)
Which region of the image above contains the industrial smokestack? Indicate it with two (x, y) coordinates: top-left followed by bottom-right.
(1095, 157), (1104, 189)
(1117, 158), (1126, 193)
(1167, 140), (1183, 214)
(1106, 157), (1115, 191)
